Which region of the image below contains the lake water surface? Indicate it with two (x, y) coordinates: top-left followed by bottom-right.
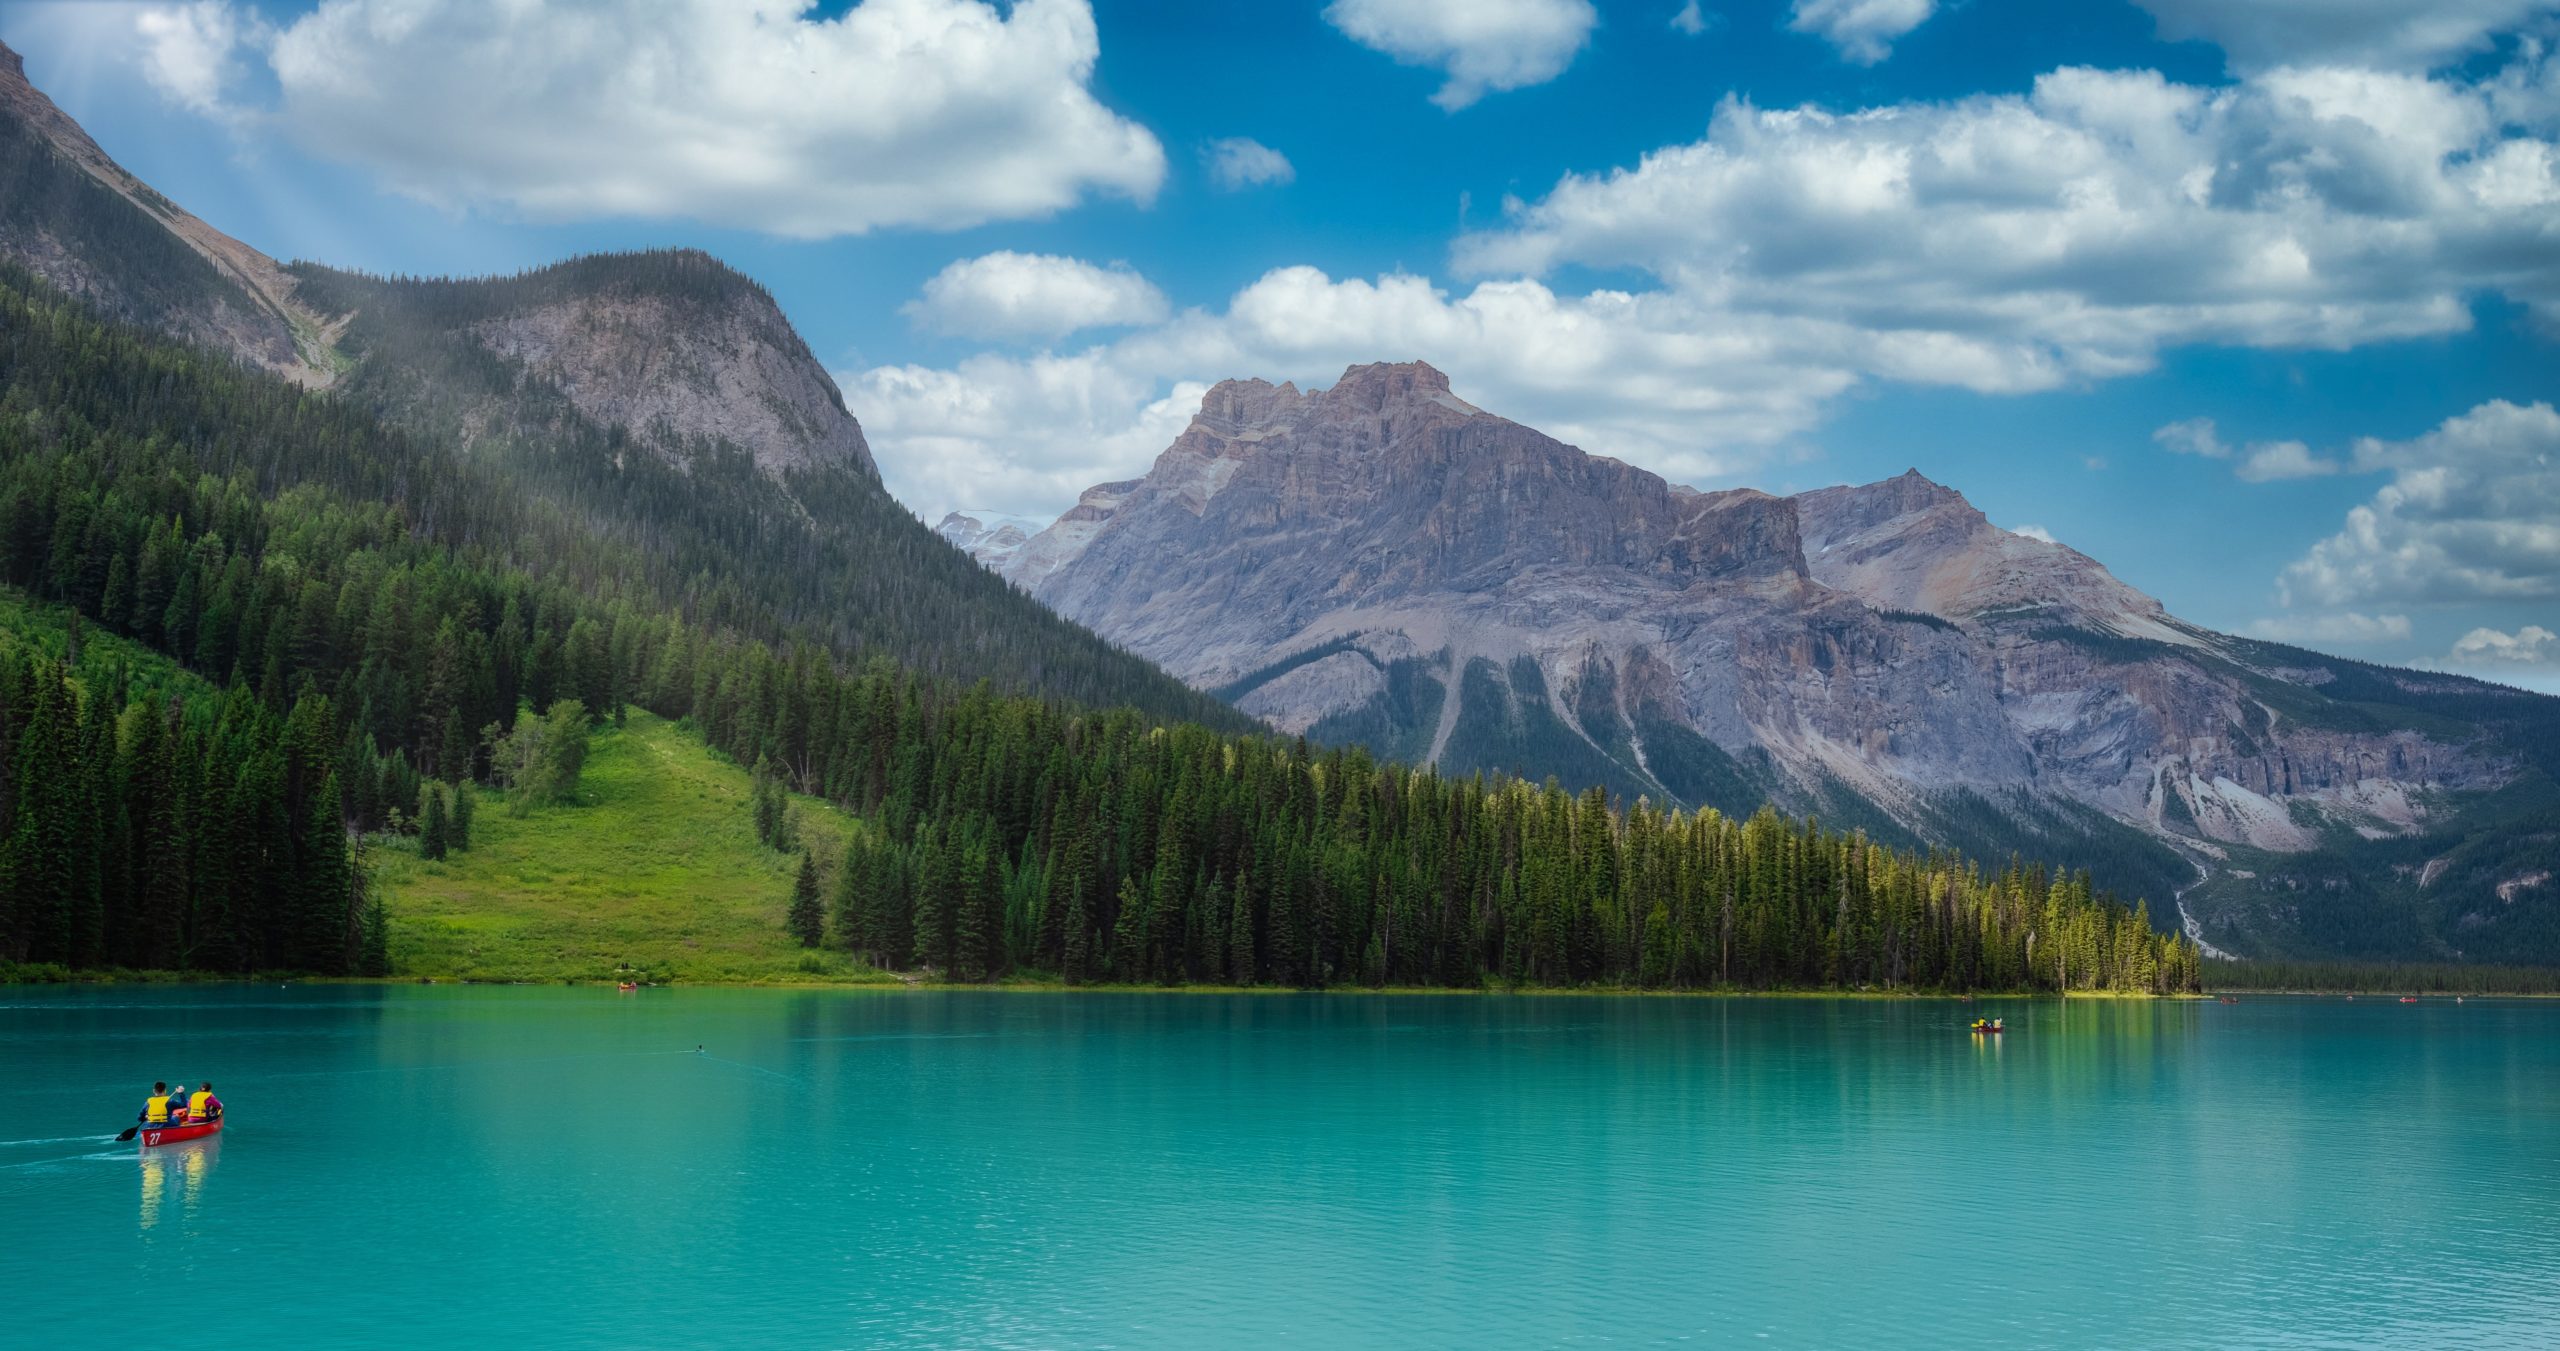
(4, 988), (2555, 1348)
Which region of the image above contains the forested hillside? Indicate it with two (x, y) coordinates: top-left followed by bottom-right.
(281, 252), (1248, 731)
(0, 267), (2194, 991)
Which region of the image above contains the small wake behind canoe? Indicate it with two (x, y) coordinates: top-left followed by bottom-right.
(139, 1118), (222, 1148)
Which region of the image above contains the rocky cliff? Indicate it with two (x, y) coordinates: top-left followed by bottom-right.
(0, 38), (333, 383)
(287, 251), (879, 484)
(974, 362), (2557, 957)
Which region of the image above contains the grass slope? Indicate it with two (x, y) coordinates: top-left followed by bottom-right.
(374, 712), (895, 985)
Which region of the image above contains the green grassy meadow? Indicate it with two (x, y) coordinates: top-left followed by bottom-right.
(373, 712), (897, 985)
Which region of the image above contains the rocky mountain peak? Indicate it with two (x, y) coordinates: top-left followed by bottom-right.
(294, 249), (878, 482)
(2, 40), (23, 80)
(1322, 360), (1458, 412)
(1194, 377), (1309, 433)
(1795, 470), (2173, 632)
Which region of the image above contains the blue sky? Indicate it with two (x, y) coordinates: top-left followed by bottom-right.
(6, 0), (2558, 688)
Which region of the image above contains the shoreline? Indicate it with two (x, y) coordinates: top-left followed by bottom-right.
(15, 968), (2551, 999)
(0, 968), (2262, 999)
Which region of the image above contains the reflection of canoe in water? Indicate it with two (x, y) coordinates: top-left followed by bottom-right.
(139, 1118), (222, 1148)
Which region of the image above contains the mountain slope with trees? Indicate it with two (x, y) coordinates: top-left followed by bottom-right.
(0, 267), (2192, 993)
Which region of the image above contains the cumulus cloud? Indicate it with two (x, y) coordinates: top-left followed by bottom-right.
(2243, 611), (2413, 644)
(2281, 399), (2560, 606)
(2157, 417), (2341, 479)
(2155, 417), (2231, 458)
(1788, 0), (1935, 65)
(2447, 624), (2560, 667)
(1457, 60), (2560, 385)
(2132, 0), (2555, 73)
(1670, 2), (1710, 37)
(1324, 0), (1598, 109)
(2236, 440), (2342, 481)
(133, 1), (267, 119)
(852, 352), (1211, 522)
(1204, 138), (1295, 191)
(904, 252), (1169, 342)
(140, 0), (1163, 237)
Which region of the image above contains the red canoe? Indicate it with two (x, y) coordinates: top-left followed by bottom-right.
(139, 1118), (223, 1148)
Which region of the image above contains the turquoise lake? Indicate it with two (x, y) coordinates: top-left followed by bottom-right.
(4, 989), (2555, 1348)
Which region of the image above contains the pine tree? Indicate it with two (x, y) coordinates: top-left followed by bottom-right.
(910, 827), (954, 973)
(1111, 876), (1149, 981)
(1226, 873), (1256, 985)
(788, 850), (824, 948)
(418, 783), (449, 861)
(1062, 877), (1094, 985)
(829, 840), (870, 957)
(292, 773), (353, 974)
(955, 836), (1000, 981)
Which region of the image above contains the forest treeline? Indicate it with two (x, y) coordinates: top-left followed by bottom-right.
(0, 265), (2197, 990)
(2202, 959), (2560, 996)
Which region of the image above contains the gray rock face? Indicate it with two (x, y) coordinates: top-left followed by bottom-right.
(991, 362), (2526, 892)
(470, 275), (875, 481)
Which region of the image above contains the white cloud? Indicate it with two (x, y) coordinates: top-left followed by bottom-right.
(133, 1), (265, 119)
(1788, 0), (1935, 65)
(2447, 623), (2560, 667)
(851, 352), (1209, 522)
(1204, 138), (1295, 191)
(2009, 523), (2057, 543)
(1324, 0), (1598, 110)
(2155, 417), (2230, 458)
(153, 0), (1168, 237)
(2282, 400), (2560, 606)
(1670, 2), (1710, 37)
(2158, 417), (2342, 479)
(2236, 440), (2342, 481)
(2243, 611), (2413, 644)
(1457, 59), (2560, 385)
(904, 252), (1168, 342)
(2132, 0), (2556, 73)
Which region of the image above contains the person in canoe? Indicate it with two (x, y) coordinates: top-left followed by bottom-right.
(187, 1082), (222, 1124)
(139, 1081), (179, 1127)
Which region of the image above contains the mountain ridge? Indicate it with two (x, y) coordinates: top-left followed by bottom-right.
(0, 38), (334, 383)
(966, 361), (2560, 961)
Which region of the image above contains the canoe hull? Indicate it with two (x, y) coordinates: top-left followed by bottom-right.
(139, 1119), (223, 1147)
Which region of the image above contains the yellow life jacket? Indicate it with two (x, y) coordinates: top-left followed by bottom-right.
(188, 1091), (214, 1117)
(145, 1094), (173, 1123)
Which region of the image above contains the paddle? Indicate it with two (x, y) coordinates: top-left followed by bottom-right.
(115, 1124), (140, 1142)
